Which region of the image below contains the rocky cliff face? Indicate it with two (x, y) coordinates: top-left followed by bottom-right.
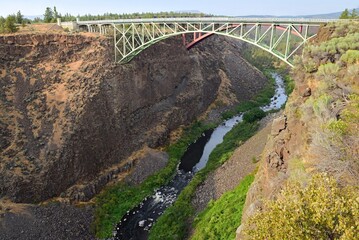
(237, 22), (359, 238)
(0, 33), (267, 203)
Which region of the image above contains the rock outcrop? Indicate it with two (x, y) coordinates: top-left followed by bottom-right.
(0, 33), (267, 203)
(237, 22), (359, 239)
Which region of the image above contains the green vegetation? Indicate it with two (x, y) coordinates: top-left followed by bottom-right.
(245, 20), (359, 240)
(61, 11), (213, 22)
(221, 70), (275, 120)
(243, 108), (266, 123)
(92, 121), (214, 238)
(191, 174), (254, 240)
(282, 73), (295, 95)
(294, 21), (359, 165)
(340, 49), (359, 64)
(15, 11), (23, 24)
(244, 174), (359, 240)
(37, 6), (213, 23)
(146, 51), (287, 239)
(340, 8), (358, 19)
(149, 117), (261, 240)
(0, 15), (18, 33)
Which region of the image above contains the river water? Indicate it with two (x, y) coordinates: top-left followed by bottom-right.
(113, 73), (287, 240)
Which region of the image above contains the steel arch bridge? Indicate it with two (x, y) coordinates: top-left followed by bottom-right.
(73, 18), (336, 67)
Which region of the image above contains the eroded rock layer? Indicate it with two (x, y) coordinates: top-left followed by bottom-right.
(0, 33), (267, 203)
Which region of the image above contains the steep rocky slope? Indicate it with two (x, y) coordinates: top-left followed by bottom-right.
(237, 21), (359, 239)
(0, 33), (267, 204)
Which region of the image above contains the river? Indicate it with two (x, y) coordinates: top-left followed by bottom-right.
(113, 73), (287, 240)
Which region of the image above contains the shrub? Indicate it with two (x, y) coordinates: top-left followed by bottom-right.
(243, 108), (266, 123)
(312, 94), (332, 120)
(340, 49), (359, 64)
(327, 119), (348, 135)
(244, 174), (359, 240)
(316, 62), (340, 79)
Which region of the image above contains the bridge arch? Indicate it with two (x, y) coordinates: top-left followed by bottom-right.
(74, 18), (334, 67)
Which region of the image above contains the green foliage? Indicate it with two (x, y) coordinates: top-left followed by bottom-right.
(316, 63), (340, 89)
(283, 74), (295, 95)
(53, 6), (59, 22)
(316, 62), (340, 78)
(59, 11), (213, 22)
(312, 94), (332, 120)
(327, 119), (349, 135)
(222, 71), (275, 120)
(44, 7), (54, 23)
(340, 49), (359, 64)
(340, 9), (350, 19)
(5, 15), (17, 32)
(192, 174), (254, 240)
(243, 108), (266, 123)
(241, 45), (276, 70)
(92, 121), (213, 238)
(0, 15), (18, 33)
(149, 120), (261, 239)
(15, 10), (23, 24)
(244, 174), (359, 240)
(340, 8), (359, 19)
(302, 22), (359, 71)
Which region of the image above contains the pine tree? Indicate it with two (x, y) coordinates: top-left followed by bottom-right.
(53, 6), (59, 22)
(0, 16), (5, 33)
(351, 9), (358, 19)
(44, 7), (54, 23)
(16, 10), (23, 24)
(4, 15), (18, 33)
(339, 8), (349, 19)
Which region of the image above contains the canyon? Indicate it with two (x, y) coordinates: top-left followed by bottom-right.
(0, 31), (268, 238)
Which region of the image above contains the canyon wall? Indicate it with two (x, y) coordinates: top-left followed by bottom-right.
(237, 22), (359, 239)
(0, 33), (267, 203)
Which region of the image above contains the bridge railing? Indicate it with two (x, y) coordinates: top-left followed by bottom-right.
(76, 17), (338, 25)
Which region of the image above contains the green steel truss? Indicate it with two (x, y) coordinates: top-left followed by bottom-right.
(77, 18), (331, 67)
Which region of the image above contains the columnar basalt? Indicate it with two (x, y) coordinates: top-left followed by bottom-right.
(0, 33), (267, 203)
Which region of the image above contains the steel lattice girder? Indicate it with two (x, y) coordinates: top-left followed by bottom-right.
(109, 21), (321, 67)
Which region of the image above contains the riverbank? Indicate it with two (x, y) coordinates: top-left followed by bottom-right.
(148, 72), (286, 239)
(191, 111), (281, 213)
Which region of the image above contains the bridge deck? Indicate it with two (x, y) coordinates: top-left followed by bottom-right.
(77, 17), (338, 25)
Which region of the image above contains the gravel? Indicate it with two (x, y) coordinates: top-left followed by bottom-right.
(0, 202), (95, 240)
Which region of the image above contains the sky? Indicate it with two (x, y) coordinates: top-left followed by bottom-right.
(0, 0), (358, 17)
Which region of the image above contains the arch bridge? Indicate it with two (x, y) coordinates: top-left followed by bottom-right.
(70, 18), (336, 67)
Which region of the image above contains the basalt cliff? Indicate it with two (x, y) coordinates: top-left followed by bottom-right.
(0, 33), (267, 204)
(237, 21), (359, 239)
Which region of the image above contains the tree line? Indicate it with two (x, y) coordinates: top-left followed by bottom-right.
(43, 7), (212, 22)
(0, 7), (211, 33)
(339, 8), (358, 19)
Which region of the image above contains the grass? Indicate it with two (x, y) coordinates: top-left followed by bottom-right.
(221, 70), (275, 120)
(92, 121), (215, 238)
(191, 174), (255, 240)
(93, 68), (279, 239)
(147, 70), (279, 239)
